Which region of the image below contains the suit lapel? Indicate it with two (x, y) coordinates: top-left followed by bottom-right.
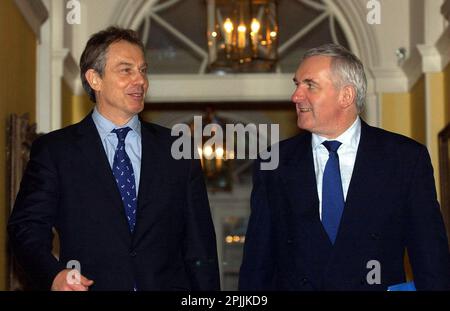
(335, 121), (385, 245)
(279, 133), (332, 247)
(74, 114), (132, 244)
(279, 133), (333, 287)
(131, 121), (168, 247)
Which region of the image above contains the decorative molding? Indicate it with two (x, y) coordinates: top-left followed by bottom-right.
(417, 27), (450, 73)
(115, 0), (149, 29)
(145, 74), (293, 102)
(371, 47), (423, 93)
(13, 0), (48, 41)
(401, 47), (424, 90)
(371, 67), (410, 93)
(63, 53), (84, 96)
(7, 114), (42, 290)
(327, 0), (380, 68)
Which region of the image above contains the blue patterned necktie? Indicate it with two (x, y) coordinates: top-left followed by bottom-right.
(322, 140), (344, 244)
(112, 127), (137, 232)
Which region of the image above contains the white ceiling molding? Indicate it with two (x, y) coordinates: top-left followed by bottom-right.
(418, 27), (450, 73)
(401, 47), (424, 90)
(371, 49), (422, 93)
(13, 0), (48, 41)
(370, 67), (410, 93)
(290, 0), (380, 100)
(145, 74), (293, 103)
(324, 0), (380, 69)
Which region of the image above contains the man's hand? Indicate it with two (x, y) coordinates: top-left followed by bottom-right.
(51, 269), (94, 291)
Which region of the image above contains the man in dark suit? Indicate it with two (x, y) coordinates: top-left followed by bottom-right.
(8, 27), (220, 291)
(239, 43), (450, 290)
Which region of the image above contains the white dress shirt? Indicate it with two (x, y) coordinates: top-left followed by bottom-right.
(312, 117), (361, 219)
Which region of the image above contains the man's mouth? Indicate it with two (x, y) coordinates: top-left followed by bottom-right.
(296, 104), (312, 112)
(127, 92), (144, 100)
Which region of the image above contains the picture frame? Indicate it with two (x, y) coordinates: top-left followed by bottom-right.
(6, 113), (42, 290)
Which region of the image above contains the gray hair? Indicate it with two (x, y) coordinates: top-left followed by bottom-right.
(302, 43), (367, 113)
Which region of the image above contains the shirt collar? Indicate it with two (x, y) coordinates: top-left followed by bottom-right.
(92, 107), (141, 140)
(311, 116), (361, 150)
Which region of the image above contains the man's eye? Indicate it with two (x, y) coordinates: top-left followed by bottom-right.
(121, 68), (131, 73)
(140, 68), (148, 74)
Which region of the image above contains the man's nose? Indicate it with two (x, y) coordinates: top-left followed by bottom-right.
(291, 86), (305, 103)
(133, 70), (147, 86)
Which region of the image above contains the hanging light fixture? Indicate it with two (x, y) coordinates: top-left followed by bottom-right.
(190, 108), (232, 191)
(207, 0), (278, 73)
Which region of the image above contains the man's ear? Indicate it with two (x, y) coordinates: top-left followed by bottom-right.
(85, 69), (102, 91)
(339, 85), (356, 109)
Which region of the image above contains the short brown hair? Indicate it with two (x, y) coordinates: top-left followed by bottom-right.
(79, 26), (145, 103)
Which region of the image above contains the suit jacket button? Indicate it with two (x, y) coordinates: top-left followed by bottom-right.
(287, 239), (293, 244)
(301, 277), (309, 285)
(130, 251), (137, 257)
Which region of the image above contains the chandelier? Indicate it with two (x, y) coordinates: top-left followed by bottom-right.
(191, 108), (232, 191)
(206, 0), (278, 73)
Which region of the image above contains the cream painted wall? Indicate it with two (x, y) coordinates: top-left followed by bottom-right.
(61, 79), (92, 127)
(381, 66), (450, 203)
(381, 75), (426, 144)
(372, 0), (421, 68)
(0, 0), (37, 291)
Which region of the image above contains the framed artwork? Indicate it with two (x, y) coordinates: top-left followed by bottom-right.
(6, 113), (42, 290)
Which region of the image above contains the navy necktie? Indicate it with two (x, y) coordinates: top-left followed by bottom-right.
(112, 127), (137, 232)
(322, 140), (344, 244)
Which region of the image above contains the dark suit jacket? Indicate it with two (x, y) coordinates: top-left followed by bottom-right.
(8, 114), (220, 291)
(239, 120), (450, 290)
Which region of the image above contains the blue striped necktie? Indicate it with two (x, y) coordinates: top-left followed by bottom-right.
(111, 127), (137, 232)
(322, 140), (344, 244)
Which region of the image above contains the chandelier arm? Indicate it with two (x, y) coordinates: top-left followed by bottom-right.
(153, 0), (183, 13)
(256, 7), (264, 21)
(199, 58), (208, 74)
(149, 12), (208, 59)
(216, 10), (226, 40)
(298, 0), (328, 12)
(278, 11), (329, 56)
